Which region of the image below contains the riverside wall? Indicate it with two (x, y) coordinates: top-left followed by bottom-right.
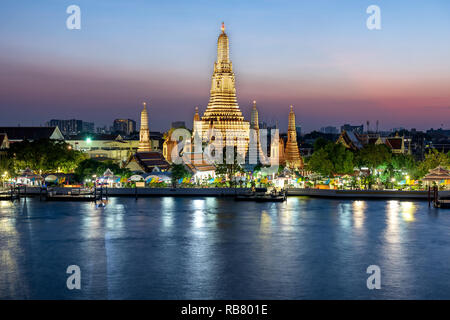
(12, 187), (450, 200)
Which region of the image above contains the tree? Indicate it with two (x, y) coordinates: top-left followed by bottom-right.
(415, 149), (450, 178)
(356, 144), (391, 173)
(0, 153), (15, 181)
(74, 159), (131, 183)
(9, 139), (86, 173)
(306, 142), (354, 176)
(170, 163), (190, 187)
(356, 144), (392, 189)
(215, 146), (244, 187)
(306, 148), (334, 176)
(313, 137), (328, 151)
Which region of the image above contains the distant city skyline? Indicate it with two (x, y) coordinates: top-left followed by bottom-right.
(1, 0), (449, 132)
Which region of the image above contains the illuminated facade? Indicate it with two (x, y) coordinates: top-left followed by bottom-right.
(284, 106), (303, 170)
(138, 102), (151, 152)
(199, 23), (250, 156)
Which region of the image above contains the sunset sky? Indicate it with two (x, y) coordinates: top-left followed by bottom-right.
(1, 0), (449, 132)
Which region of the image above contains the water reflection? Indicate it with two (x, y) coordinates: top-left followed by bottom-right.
(259, 210), (272, 237)
(1, 197), (449, 299)
(400, 202), (416, 222)
(352, 200), (366, 229)
(161, 197), (175, 232)
(192, 199), (205, 229)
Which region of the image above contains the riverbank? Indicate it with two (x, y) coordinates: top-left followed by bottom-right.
(6, 186), (450, 200)
(287, 188), (450, 199)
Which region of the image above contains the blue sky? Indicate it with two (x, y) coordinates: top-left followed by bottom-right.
(1, 0), (449, 132)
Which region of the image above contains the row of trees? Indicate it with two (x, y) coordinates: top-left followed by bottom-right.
(306, 138), (450, 181)
(2, 139), (87, 176)
(74, 159), (132, 182)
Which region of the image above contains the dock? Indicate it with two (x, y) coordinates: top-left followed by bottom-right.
(40, 187), (104, 202)
(0, 186), (25, 201)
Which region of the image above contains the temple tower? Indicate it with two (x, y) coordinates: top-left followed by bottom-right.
(200, 23), (249, 156)
(284, 106), (303, 170)
(250, 100), (259, 130)
(247, 100), (267, 165)
(138, 102), (151, 152)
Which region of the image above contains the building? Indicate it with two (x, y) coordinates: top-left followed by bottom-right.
(246, 100), (268, 166)
(171, 121), (186, 129)
(320, 126), (339, 134)
(47, 119), (94, 136)
(0, 133), (10, 149)
(284, 106), (304, 170)
(197, 23), (250, 156)
(138, 102), (151, 152)
(0, 127), (64, 143)
(113, 119), (136, 135)
(67, 133), (137, 163)
(296, 125), (302, 138)
(96, 126), (110, 134)
(340, 124), (364, 134)
(337, 131), (406, 154)
(336, 131), (364, 151)
(125, 151), (170, 173)
(82, 122), (95, 134)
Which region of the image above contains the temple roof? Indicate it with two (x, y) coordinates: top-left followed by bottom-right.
(0, 127), (64, 141)
(129, 151), (170, 173)
(423, 166), (450, 181)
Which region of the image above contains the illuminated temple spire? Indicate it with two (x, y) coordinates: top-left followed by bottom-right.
(251, 100), (259, 130)
(200, 23), (250, 154)
(284, 105), (303, 170)
(138, 101), (151, 152)
(248, 100), (267, 165)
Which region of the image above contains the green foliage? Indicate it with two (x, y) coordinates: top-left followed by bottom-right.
(170, 163), (190, 187)
(8, 139), (86, 174)
(415, 149), (450, 178)
(0, 153), (15, 177)
(313, 137), (328, 151)
(74, 159), (131, 182)
(356, 144), (392, 172)
(307, 142), (354, 176)
(215, 147), (244, 186)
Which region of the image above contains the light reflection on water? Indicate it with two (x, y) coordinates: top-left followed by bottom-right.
(0, 196), (449, 299)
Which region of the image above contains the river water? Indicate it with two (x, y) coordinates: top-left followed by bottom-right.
(0, 197), (449, 299)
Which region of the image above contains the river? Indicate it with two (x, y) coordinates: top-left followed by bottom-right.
(0, 197), (449, 299)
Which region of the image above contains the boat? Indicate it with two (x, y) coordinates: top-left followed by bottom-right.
(235, 188), (286, 202)
(41, 187), (103, 202)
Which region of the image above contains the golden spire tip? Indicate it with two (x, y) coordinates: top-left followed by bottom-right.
(221, 22), (225, 33)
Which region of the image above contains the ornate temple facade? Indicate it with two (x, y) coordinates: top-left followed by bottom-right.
(198, 23), (250, 156)
(247, 100), (269, 165)
(138, 102), (151, 152)
(284, 106), (303, 170)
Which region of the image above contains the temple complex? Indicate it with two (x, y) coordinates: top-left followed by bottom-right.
(198, 23), (250, 156)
